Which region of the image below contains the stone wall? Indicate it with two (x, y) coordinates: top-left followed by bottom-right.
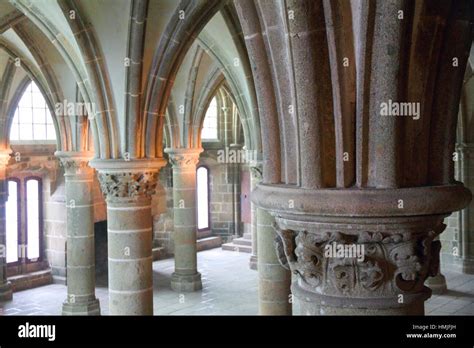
(204, 152), (240, 242)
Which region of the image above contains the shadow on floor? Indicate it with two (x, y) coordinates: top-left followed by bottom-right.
(443, 289), (474, 299)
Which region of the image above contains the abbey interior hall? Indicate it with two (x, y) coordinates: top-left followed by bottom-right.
(0, 0), (473, 316)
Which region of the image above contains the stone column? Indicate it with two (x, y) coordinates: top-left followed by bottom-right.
(90, 159), (165, 315)
(454, 143), (474, 273)
(229, 144), (242, 237)
(165, 148), (202, 292)
(56, 151), (100, 315)
(249, 162), (262, 270)
(237, 0), (472, 317)
(257, 208), (291, 315)
(253, 186), (470, 315)
(0, 151), (12, 301)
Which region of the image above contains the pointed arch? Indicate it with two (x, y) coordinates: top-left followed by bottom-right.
(0, 44), (68, 151)
(142, 0), (223, 157)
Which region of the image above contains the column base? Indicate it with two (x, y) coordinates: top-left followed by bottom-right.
(62, 298), (100, 316)
(249, 255), (258, 270)
(0, 282), (12, 302)
(425, 273), (448, 295)
(171, 272), (202, 292)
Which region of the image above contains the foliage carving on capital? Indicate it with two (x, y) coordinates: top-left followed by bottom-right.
(60, 157), (93, 176)
(273, 219), (446, 298)
(98, 171), (158, 199)
(167, 153), (200, 168)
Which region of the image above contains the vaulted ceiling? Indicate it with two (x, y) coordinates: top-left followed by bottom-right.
(0, 0), (260, 160)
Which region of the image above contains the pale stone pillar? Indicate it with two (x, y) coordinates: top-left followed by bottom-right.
(0, 151), (12, 302)
(455, 143), (474, 273)
(249, 163), (262, 270)
(56, 151), (100, 315)
(91, 159), (165, 315)
(165, 148), (202, 292)
(257, 208), (291, 315)
(229, 144), (242, 238)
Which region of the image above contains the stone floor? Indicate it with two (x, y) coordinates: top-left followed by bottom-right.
(0, 248), (473, 315)
(425, 271), (474, 315)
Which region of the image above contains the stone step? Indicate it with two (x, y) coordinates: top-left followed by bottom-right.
(222, 243), (252, 253)
(9, 269), (53, 292)
(197, 230), (213, 239)
(232, 237), (252, 246)
(197, 236), (222, 252)
(243, 232), (252, 240)
(152, 246), (166, 261)
(52, 275), (66, 285)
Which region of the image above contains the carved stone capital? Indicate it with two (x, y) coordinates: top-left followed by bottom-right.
(273, 214), (446, 312)
(55, 151), (94, 177)
(89, 158), (166, 201)
(97, 171), (159, 200)
(165, 148), (202, 169)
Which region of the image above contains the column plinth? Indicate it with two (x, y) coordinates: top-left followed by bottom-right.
(165, 148), (202, 292)
(254, 184), (471, 315)
(91, 158), (166, 315)
(425, 273), (448, 295)
(56, 151), (100, 315)
(0, 150), (12, 302)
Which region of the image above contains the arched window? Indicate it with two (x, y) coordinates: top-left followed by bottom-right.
(26, 178), (41, 261)
(196, 166), (210, 231)
(201, 97), (218, 140)
(5, 177), (43, 265)
(5, 179), (19, 264)
(10, 81), (56, 142)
